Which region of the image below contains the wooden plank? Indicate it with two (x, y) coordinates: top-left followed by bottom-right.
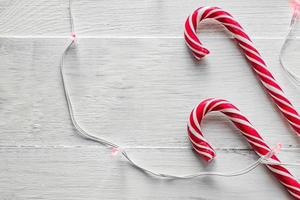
(0, 147), (299, 200)
(0, 0), (294, 37)
(0, 0), (70, 36)
(0, 38), (299, 148)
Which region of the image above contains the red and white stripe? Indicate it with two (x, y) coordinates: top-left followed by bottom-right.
(188, 98), (300, 199)
(184, 6), (300, 135)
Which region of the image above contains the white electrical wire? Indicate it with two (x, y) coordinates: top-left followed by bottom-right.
(59, 0), (299, 179)
(279, 7), (300, 87)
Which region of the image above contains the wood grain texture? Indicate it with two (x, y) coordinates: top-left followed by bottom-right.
(0, 0), (296, 37)
(0, 38), (299, 148)
(0, 147), (299, 200)
(0, 0), (300, 199)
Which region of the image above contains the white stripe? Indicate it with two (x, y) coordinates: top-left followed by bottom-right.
(251, 69), (300, 127)
(204, 8), (223, 18)
(184, 38), (207, 56)
(185, 33), (206, 56)
(248, 61), (286, 97)
(185, 14), (208, 52)
(268, 92), (295, 113)
(286, 118), (300, 129)
(260, 80), (286, 99)
(239, 43), (261, 59)
(245, 53), (269, 72)
(222, 22), (244, 32)
(281, 181), (300, 192)
(212, 14), (255, 48)
(240, 130), (267, 146)
(246, 138), (270, 152)
(227, 116), (254, 129)
(206, 99), (228, 113)
(189, 135), (214, 152)
(192, 52), (202, 60)
(214, 14), (235, 21)
(269, 96), (300, 123)
(219, 108), (241, 115)
(232, 33), (254, 48)
(246, 57), (286, 98)
(253, 67), (279, 87)
(267, 165), (297, 181)
(224, 116), (271, 152)
(187, 119), (208, 143)
(202, 98), (217, 117)
(282, 117), (300, 130)
(196, 7), (212, 24)
(209, 104), (275, 153)
(288, 190), (300, 200)
(193, 146), (214, 160)
(188, 14), (196, 33)
(193, 103), (202, 132)
(275, 103), (300, 125)
(184, 29), (206, 51)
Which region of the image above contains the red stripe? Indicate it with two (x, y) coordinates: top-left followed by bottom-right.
(188, 129), (215, 157)
(238, 40), (260, 54)
(200, 7), (217, 20)
(187, 98), (300, 197)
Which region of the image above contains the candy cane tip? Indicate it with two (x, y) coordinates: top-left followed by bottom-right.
(193, 147), (216, 162)
(199, 152), (214, 162)
(203, 48), (210, 54)
(192, 48), (210, 60)
(193, 55), (203, 61)
(206, 155), (215, 162)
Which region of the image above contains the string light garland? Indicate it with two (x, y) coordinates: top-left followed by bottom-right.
(280, 0), (300, 87)
(59, 0), (299, 194)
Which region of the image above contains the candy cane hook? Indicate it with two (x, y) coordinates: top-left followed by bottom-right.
(184, 6), (300, 135)
(188, 98), (300, 199)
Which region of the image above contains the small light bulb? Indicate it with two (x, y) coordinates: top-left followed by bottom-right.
(291, 0), (300, 15)
(273, 143), (282, 155)
(111, 147), (120, 156)
(71, 32), (76, 40)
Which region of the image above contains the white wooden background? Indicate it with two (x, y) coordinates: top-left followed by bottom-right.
(0, 0), (299, 199)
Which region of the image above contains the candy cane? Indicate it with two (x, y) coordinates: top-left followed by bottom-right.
(184, 6), (300, 135)
(188, 98), (300, 199)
